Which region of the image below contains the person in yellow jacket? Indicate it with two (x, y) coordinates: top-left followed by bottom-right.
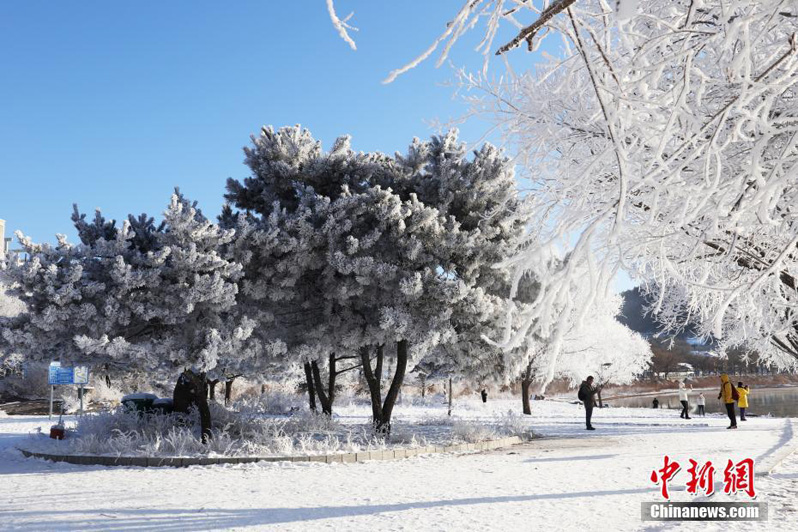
(718, 374), (737, 429)
(737, 382), (750, 421)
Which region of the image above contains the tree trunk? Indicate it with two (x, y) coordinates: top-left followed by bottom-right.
(447, 376), (453, 416)
(304, 361), (317, 412)
(375, 345), (384, 390)
(361, 346), (383, 425)
(597, 387), (604, 408)
(420, 374), (426, 398)
(105, 374), (112, 388)
(379, 340), (407, 434)
(311, 357), (335, 416)
(172, 370), (212, 443)
(521, 361), (535, 415)
(224, 377), (235, 406)
(361, 341), (407, 435)
(328, 352), (336, 408)
(521, 378), (532, 415)
(197, 388), (211, 444)
(208, 379), (220, 401)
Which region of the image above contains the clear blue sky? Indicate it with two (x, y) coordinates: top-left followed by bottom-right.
(0, 1), (634, 291)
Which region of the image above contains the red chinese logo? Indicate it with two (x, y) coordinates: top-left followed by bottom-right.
(723, 458), (756, 497)
(651, 457), (756, 499)
(686, 459), (715, 496)
(650, 455), (681, 499)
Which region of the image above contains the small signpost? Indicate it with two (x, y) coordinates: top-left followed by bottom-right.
(48, 362), (90, 418)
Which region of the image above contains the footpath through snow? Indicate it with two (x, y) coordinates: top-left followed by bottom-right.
(0, 399), (796, 531)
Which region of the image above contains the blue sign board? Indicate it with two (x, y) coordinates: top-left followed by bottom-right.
(48, 362), (89, 385)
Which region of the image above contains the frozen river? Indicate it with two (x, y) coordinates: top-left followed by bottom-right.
(609, 386), (798, 418)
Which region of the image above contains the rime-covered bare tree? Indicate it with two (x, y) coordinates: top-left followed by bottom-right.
(338, 0), (798, 378)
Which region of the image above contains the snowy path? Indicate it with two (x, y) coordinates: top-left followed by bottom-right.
(1, 400), (796, 531)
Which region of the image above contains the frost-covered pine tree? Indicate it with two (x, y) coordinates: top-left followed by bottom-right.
(225, 127), (456, 430)
(0, 277), (25, 377)
(3, 192), (252, 441)
(323, 184), (465, 432)
(226, 125), (529, 431)
(222, 127), (376, 416)
(392, 131), (539, 396)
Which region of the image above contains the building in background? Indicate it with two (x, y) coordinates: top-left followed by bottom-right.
(1, 219), (25, 266)
(0, 218), (9, 261)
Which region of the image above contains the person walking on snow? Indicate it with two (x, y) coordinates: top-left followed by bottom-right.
(578, 376), (598, 430)
(678, 381), (692, 419)
(718, 374), (738, 429)
(737, 382), (750, 421)
(697, 392), (706, 417)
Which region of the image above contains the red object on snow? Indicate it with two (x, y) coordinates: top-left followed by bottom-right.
(49, 425), (65, 440)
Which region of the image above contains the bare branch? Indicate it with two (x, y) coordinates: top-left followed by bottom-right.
(326, 0), (358, 51)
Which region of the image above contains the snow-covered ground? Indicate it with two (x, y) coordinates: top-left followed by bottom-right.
(1, 398), (796, 531)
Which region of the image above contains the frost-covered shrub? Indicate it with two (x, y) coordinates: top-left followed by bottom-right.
(86, 378), (125, 405)
(0, 362), (51, 400)
(411, 411), (531, 441)
(231, 391), (304, 416)
(60, 394), (85, 415)
(23, 403), (394, 457)
(415, 414), (456, 427)
(450, 419), (498, 443)
(402, 393), (448, 407)
(494, 410), (533, 439)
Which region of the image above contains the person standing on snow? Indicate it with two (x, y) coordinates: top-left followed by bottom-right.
(718, 374), (738, 429)
(652, 398), (660, 409)
(578, 376), (598, 430)
(480, 389), (488, 403)
(737, 382), (750, 421)
(697, 392), (706, 417)
(678, 381), (692, 419)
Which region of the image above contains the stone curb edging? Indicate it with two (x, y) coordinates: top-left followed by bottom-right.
(17, 436), (523, 468)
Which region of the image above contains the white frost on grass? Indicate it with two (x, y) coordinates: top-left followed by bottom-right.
(16, 397), (532, 458)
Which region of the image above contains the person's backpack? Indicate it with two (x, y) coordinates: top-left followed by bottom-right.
(577, 384), (587, 402)
(731, 385), (740, 402)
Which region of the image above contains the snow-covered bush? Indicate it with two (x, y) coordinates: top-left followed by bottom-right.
(414, 410), (532, 441)
(493, 410), (531, 439)
(232, 391), (305, 416)
(451, 419), (498, 443)
(19, 397), (532, 457)
(86, 378), (125, 405)
(0, 362), (51, 400)
(23, 403), (393, 457)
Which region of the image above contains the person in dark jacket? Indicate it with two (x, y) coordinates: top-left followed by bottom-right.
(579, 376), (598, 430)
(480, 389), (488, 403)
(652, 398), (660, 409)
(718, 374), (737, 429)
